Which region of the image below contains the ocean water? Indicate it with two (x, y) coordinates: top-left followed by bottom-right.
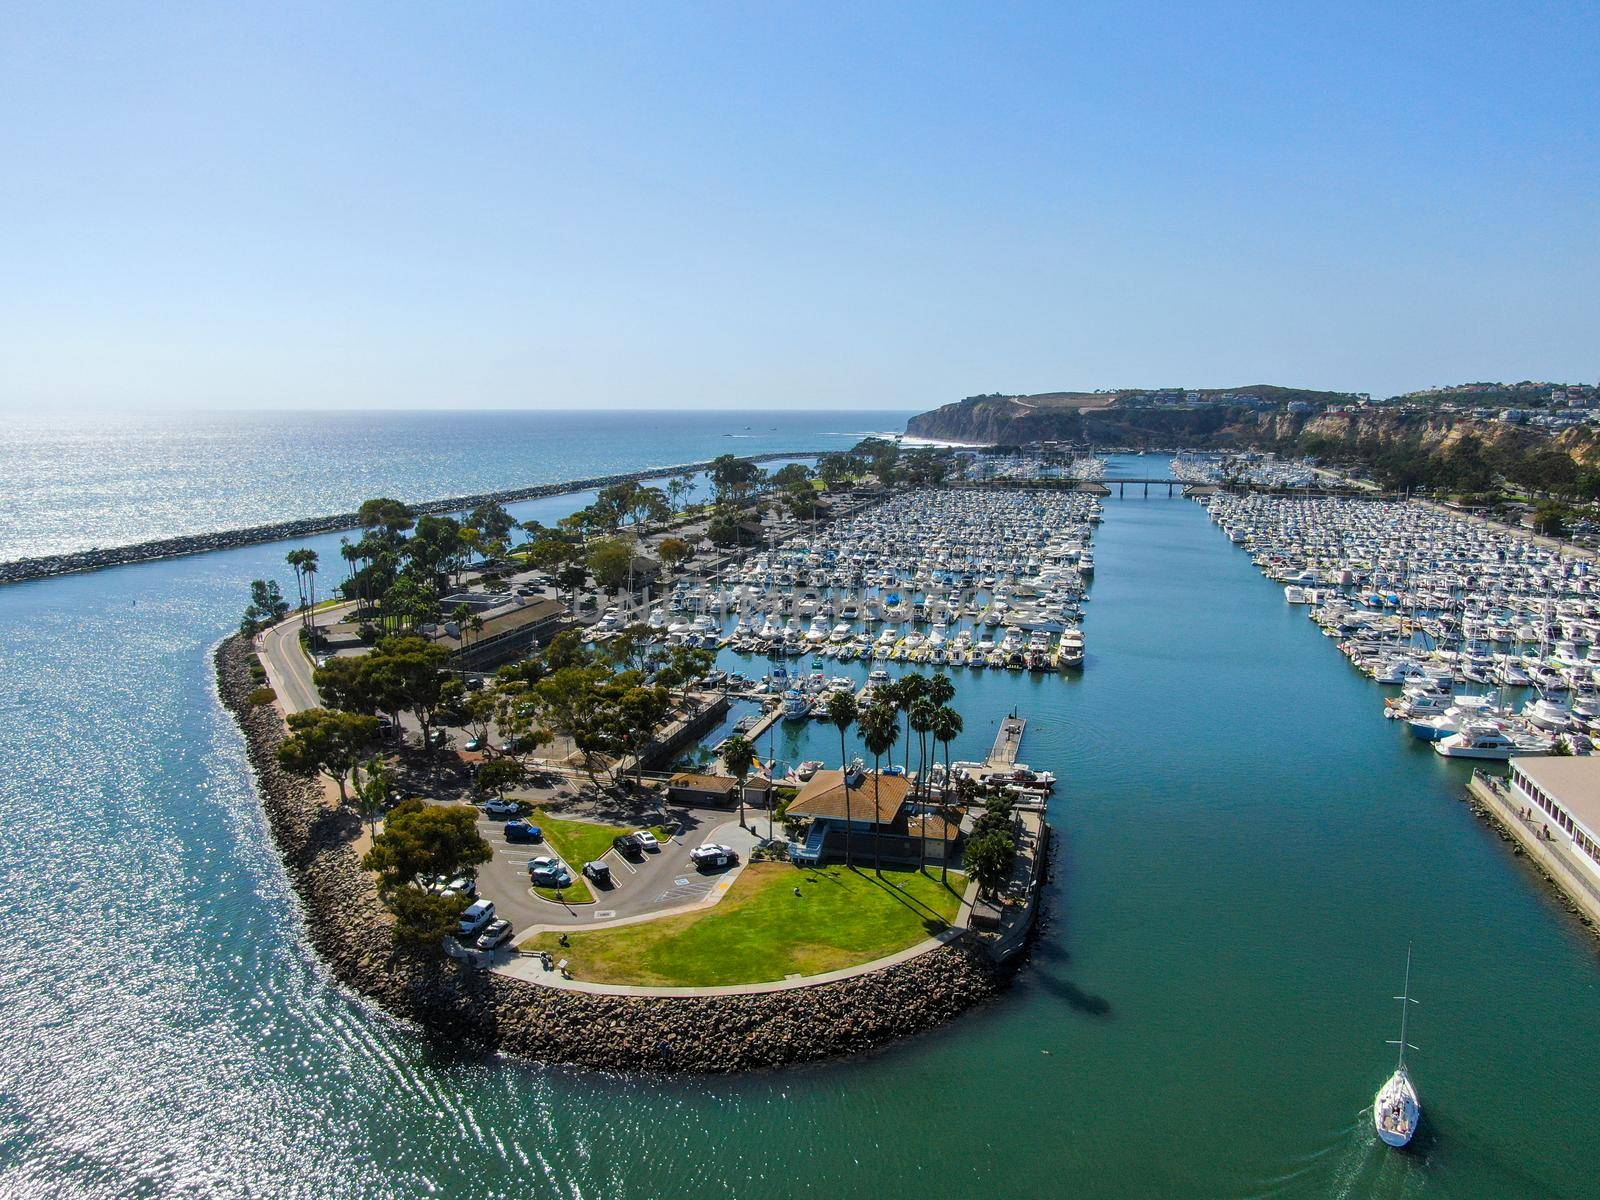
(1, 443), (1597, 1199)
(0, 409), (910, 561)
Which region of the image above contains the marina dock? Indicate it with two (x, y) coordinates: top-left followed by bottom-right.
(988, 714), (1026, 768)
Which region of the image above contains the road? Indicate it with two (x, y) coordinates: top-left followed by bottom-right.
(258, 606), (351, 714)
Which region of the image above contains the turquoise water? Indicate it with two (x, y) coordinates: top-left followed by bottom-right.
(1, 450), (1596, 1198)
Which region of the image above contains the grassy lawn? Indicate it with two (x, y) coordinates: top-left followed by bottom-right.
(533, 808), (674, 866)
(524, 862), (966, 987)
(534, 878), (595, 905)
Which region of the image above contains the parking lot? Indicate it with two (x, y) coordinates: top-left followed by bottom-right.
(469, 804), (763, 934)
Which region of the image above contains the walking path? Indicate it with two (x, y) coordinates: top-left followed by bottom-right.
(1468, 773), (1600, 928)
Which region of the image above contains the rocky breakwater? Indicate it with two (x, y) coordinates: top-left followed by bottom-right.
(3, 451), (816, 586)
(216, 634), (1008, 1072)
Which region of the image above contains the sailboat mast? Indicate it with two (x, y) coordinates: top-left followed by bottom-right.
(1392, 944), (1416, 1070)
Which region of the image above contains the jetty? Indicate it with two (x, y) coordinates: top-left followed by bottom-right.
(988, 713), (1027, 768)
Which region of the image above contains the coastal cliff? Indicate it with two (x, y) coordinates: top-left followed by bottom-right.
(215, 635), (1008, 1073)
(906, 387), (1361, 447)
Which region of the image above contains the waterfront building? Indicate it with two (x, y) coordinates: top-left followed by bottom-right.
(787, 769), (959, 865)
(1507, 756), (1600, 880)
(666, 772), (741, 808)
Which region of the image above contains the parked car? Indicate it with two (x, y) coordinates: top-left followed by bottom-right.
(690, 843), (738, 869)
(483, 798), (521, 817)
(436, 874), (477, 899)
(530, 867), (573, 889)
(458, 898), (495, 937)
(464, 735), (486, 752)
(612, 833), (644, 858)
(504, 819), (542, 842)
(527, 856), (573, 887)
(582, 861), (612, 886)
(427, 729), (450, 748)
(474, 919), (513, 951)
(633, 830), (661, 853)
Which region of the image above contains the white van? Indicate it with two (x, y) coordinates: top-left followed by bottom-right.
(458, 898), (496, 937)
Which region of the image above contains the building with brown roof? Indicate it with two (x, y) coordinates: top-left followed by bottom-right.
(787, 769), (960, 866)
(667, 772), (741, 807)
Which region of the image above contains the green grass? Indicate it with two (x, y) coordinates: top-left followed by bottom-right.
(533, 878), (595, 905)
(533, 808), (673, 866)
(524, 863), (966, 987)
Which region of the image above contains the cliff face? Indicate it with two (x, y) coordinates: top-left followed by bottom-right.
(909, 395), (1539, 456)
(906, 387), (1363, 446)
(1261, 411), (1536, 456)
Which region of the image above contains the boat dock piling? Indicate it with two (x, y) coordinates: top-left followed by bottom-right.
(988, 714), (1027, 768)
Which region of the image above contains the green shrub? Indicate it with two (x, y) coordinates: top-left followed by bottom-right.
(248, 686), (277, 706)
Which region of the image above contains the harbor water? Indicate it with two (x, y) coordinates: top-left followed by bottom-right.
(2, 450), (1597, 1199)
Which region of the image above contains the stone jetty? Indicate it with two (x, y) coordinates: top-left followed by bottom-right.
(2, 451), (814, 587)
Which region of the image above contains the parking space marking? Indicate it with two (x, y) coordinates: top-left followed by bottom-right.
(593, 910), (616, 920)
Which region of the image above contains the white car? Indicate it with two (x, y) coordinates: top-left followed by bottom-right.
(458, 899), (495, 937)
(633, 830), (661, 852)
(474, 919), (513, 951)
(483, 798), (521, 817)
(690, 843), (737, 869)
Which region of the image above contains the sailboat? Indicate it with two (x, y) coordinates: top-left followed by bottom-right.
(1373, 947), (1422, 1149)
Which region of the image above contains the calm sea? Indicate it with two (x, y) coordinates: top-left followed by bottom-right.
(0, 409), (911, 561)
(0, 442), (1596, 1199)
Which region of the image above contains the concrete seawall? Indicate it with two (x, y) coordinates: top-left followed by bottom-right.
(214, 633), (1010, 1073)
(2, 451), (817, 586)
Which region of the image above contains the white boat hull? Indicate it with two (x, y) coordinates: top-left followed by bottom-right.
(1374, 1067), (1421, 1148)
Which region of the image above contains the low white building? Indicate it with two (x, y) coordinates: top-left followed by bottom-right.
(1507, 756), (1600, 881)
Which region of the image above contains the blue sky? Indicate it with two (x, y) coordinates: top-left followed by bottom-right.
(2, 2), (1595, 411)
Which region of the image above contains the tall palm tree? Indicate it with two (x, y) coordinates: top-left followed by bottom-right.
(858, 702), (898, 876)
(825, 689), (858, 869)
(896, 673), (927, 775)
(302, 552), (319, 642)
(909, 698), (937, 871)
(721, 734), (757, 830)
(930, 705), (963, 883)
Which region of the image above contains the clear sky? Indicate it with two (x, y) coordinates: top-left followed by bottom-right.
(2, 2), (1596, 412)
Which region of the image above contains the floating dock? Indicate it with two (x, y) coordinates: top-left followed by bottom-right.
(987, 714), (1026, 768)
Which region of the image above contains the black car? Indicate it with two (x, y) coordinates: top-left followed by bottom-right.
(612, 833), (644, 858)
(582, 861), (613, 886)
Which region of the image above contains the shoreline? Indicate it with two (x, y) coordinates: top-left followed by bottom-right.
(214, 633), (1011, 1073)
(0, 450), (818, 587)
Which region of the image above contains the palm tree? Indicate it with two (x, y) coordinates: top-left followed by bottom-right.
(721, 734), (757, 830)
(302, 551), (319, 641)
(895, 674), (927, 775)
(930, 705), (963, 883)
(858, 702), (898, 876)
(825, 688), (859, 869)
(452, 602), (474, 649)
(909, 698), (937, 871)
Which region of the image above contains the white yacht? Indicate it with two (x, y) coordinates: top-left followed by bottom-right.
(1432, 721), (1551, 759)
(1373, 949), (1421, 1149)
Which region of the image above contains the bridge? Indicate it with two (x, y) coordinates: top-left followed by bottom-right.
(951, 477), (1386, 499)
